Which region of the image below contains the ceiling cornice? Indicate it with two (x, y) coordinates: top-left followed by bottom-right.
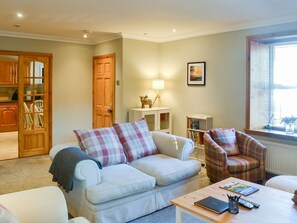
(1, 15), (297, 45)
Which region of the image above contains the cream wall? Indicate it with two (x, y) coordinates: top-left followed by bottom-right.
(0, 36), (93, 144)
(122, 38), (160, 121)
(159, 22), (297, 137)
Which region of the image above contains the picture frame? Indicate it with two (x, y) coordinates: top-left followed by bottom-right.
(187, 62), (206, 86)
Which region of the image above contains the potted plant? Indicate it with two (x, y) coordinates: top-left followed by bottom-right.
(281, 116), (297, 134)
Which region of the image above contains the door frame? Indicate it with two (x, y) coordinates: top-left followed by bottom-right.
(92, 53), (115, 128)
(0, 50), (52, 157)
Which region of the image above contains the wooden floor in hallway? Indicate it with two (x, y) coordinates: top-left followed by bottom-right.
(0, 131), (18, 161)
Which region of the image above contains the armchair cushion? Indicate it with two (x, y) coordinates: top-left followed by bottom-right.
(227, 155), (259, 173)
(73, 127), (126, 167)
(209, 128), (240, 156)
(113, 119), (158, 162)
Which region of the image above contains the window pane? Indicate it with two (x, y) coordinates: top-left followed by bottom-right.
(274, 44), (297, 86)
(272, 89), (297, 123)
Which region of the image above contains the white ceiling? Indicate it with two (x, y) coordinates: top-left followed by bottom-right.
(0, 0), (297, 44)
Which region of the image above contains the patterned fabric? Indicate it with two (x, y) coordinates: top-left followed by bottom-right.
(203, 129), (267, 183)
(73, 127), (126, 167)
(0, 204), (20, 223)
(227, 155), (259, 173)
(113, 119), (158, 162)
(209, 128), (240, 156)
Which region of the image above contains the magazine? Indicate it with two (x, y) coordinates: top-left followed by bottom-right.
(220, 181), (259, 196)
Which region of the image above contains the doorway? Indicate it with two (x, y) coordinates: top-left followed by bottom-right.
(0, 51), (52, 160)
(0, 54), (19, 160)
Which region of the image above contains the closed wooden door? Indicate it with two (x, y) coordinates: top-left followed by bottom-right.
(18, 55), (51, 157)
(93, 54), (115, 128)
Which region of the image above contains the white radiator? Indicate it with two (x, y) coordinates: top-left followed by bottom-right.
(259, 140), (297, 175)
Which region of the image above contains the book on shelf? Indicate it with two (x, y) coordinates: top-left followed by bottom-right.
(220, 181), (259, 196)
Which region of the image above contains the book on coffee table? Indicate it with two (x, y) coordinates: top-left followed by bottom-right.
(220, 181), (259, 196)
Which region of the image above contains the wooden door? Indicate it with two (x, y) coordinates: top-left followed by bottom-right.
(93, 54), (115, 128)
(18, 55), (51, 157)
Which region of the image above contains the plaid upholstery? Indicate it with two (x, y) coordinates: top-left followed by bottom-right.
(73, 127), (126, 167)
(113, 119), (158, 162)
(209, 128), (239, 156)
(227, 155), (259, 172)
(204, 129), (267, 183)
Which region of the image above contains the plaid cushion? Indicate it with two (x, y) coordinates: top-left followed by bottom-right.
(113, 119), (158, 162)
(227, 155), (259, 173)
(73, 127), (126, 167)
(209, 128), (240, 156)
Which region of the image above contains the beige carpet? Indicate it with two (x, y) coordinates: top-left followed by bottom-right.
(0, 155), (56, 195)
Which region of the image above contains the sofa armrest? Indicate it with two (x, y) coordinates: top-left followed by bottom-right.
(0, 186), (69, 223)
(49, 143), (102, 188)
(151, 131), (194, 161)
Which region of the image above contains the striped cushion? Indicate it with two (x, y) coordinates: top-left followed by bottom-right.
(227, 155), (259, 173)
(113, 119), (158, 162)
(210, 128), (240, 156)
(73, 127), (126, 167)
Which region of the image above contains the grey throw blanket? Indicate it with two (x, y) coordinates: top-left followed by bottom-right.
(49, 147), (102, 193)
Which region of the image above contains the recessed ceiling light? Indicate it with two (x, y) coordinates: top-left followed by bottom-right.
(83, 33), (88, 38)
(17, 13), (23, 18)
(172, 29), (176, 33)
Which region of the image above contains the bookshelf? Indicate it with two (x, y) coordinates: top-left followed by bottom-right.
(186, 114), (213, 165)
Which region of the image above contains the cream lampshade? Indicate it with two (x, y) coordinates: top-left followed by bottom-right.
(152, 79), (164, 107)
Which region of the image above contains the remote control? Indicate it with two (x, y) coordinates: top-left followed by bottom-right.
(238, 198), (254, 209)
(239, 198), (260, 208)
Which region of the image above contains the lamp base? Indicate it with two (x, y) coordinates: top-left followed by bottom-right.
(153, 95), (162, 107)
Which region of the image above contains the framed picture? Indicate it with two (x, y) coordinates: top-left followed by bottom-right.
(187, 62), (206, 86)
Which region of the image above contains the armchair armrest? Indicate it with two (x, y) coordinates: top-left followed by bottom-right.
(49, 143), (102, 188)
(236, 131), (267, 164)
(203, 132), (228, 168)
(151, 131), (194, 161)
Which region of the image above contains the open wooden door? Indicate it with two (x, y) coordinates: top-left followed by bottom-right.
(18, 55), (51, 157)
(93, 54), (115, 128)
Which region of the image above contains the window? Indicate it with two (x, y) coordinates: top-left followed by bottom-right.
(246, 31), (297, 139)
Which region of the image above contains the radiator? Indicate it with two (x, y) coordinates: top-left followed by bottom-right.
(259, 140), (297, 175)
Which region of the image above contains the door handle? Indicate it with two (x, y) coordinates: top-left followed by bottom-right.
(107, 108), (113, 113)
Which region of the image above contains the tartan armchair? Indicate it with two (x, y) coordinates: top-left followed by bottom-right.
(203, 129), (267, 183)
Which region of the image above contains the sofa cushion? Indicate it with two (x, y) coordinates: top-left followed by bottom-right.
(73, 127), (126, 167)
(86, 164), (156, 204)
(0, 204), (20, 223)
(209, 128), (240, 156)
(113, 119), (158, 162)
(130, 154), (200, 186)
(227, 155), (259, 173)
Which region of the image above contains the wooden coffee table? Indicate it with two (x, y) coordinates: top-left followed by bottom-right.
(171, 177), (297, 223)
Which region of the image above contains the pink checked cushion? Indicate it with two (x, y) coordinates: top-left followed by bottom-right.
(73, 127), (126, 167)
(0, 204), (20, 223)
(113, 119), (158, 162)
(209, 128), (240, 156)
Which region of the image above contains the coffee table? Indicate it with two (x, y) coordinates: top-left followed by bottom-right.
(171, 177), (297, 223)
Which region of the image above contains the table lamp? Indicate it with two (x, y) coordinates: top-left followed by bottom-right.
(152, 79), (164, 107)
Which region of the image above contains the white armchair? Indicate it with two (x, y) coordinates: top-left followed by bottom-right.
(0, 186), (90, 223)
